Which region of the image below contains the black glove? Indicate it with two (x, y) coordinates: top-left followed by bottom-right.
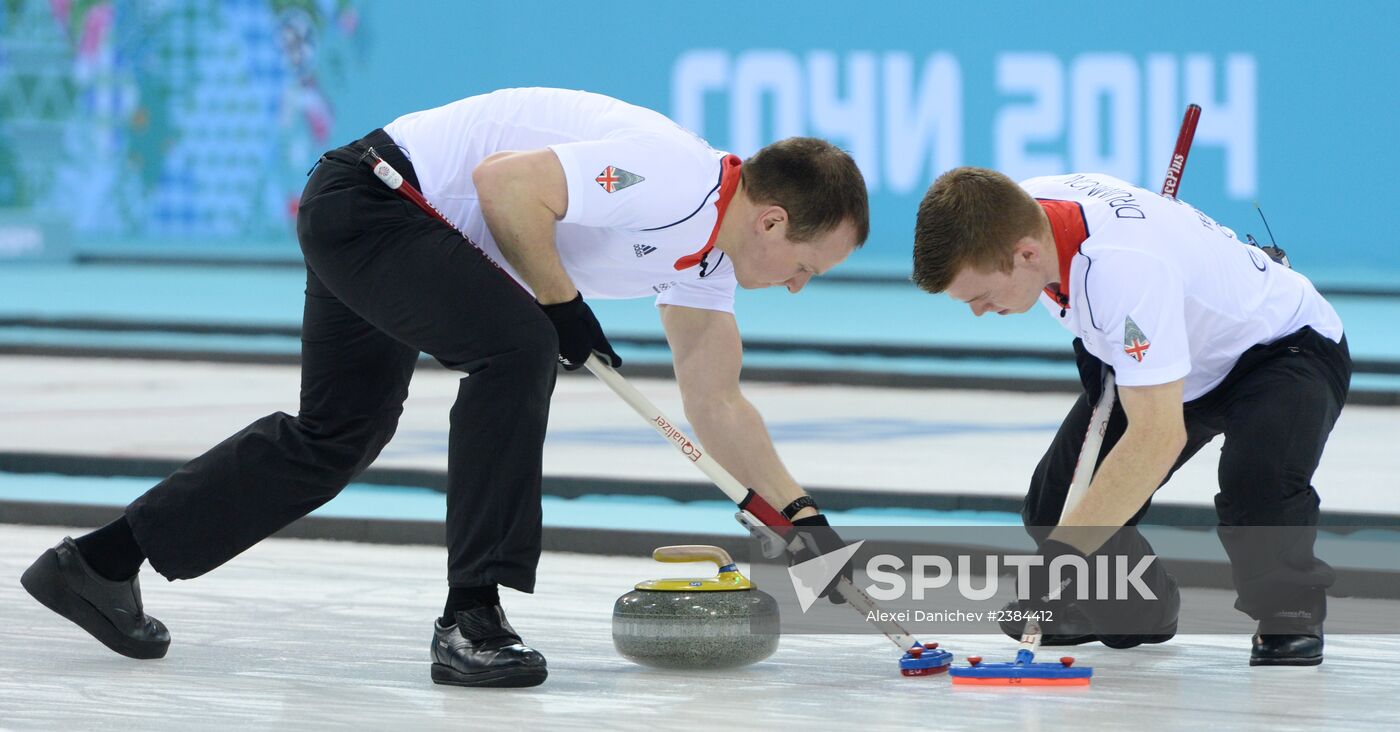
(787, 514), (851, 605)
(1023, 539), (1088, 620)
(539, 292), (622, 371)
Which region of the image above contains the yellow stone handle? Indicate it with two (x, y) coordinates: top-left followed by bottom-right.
(651, 545), (735, 569)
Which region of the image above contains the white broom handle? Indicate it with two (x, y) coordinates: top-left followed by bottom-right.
(1063, 373), (1116, 519)
(583, 355), (749, 505)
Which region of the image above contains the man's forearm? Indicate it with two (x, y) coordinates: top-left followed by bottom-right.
(1051, 426), (1185, 553)
(480, 202), (576, 304)
(687, 396), (815, 519)
(473, 151), (576, 304)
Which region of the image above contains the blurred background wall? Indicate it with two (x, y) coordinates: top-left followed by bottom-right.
(2, 2), (1399, 579)
(2, 0), (1396, 285)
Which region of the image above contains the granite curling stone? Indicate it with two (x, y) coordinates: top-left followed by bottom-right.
(612, 545), (780, 670)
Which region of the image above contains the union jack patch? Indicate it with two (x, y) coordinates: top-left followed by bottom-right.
(595, 165), (644, 193)
(1123, 316), (1151, 362)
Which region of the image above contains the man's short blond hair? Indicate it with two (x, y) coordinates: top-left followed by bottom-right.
(912, 167), (1046, 293)
(743, 137), (869, 246)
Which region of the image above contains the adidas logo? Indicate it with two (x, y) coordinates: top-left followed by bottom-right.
(633, 243), (657, 258)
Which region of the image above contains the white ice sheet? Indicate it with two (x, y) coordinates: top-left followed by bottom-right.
(3, 525), (1398, 731)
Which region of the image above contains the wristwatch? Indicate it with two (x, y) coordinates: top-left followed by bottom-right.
(781, 496), (819, 520)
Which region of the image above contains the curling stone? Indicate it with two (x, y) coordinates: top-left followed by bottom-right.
(612, 545), (779, 670)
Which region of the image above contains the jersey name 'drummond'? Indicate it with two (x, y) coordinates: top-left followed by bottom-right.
(1062, 174), (1145, 220)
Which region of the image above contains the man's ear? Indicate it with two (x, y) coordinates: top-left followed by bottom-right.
(1014, 236), (1042, 265)
(758, 204), (788, 233)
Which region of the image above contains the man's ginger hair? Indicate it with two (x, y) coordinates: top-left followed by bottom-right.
(912, 167), (1046, 293)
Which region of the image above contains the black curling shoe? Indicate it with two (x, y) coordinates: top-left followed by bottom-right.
(1251, 623), (1324, 666)
(1000, 574), (1181, 649)
(431, 606), (547, 688)
(1097, 573), (1180, 650)
(20, 537), (170, 660)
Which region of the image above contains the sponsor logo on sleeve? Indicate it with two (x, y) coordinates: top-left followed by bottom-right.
(595, 165), (644, 193)
(1123, 316), (1151, 362)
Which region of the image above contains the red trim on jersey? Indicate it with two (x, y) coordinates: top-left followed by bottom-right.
(673, 154), (743, 271)
(1038, 199), (1090, 307)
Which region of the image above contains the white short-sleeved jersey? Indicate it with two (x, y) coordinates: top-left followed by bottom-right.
(382, 87), (739, 312)
(1022, 173), (1343, 401)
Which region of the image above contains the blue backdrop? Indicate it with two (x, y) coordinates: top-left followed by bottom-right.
(2, 0), (1395, 283)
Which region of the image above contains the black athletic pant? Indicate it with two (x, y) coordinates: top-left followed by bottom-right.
(1024, 327), (1351, 625)
(127, 129), (559, 592)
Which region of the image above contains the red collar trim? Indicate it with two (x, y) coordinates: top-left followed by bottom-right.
(674, 154), (743, 271)
(1037, 199), (1089, 307)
